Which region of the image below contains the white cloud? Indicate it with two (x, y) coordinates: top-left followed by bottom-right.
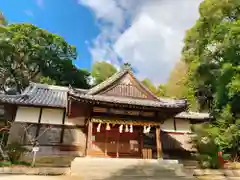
(24, 10), (34, 17)
(78, 0), (202, 84)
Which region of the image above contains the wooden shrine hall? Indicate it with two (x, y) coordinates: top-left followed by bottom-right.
(67, 68), (188, 159)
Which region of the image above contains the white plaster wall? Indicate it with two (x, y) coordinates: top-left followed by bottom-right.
(161, 119), (174, 131)
(161, 118), (192, 132)
(65, 116), (85, 126)
(41, 108), (63, 124)
(15, 107), (40, 123)
(175, 119), (191, 132)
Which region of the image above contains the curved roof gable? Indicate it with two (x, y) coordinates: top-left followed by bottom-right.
(87, 69), (159, 100)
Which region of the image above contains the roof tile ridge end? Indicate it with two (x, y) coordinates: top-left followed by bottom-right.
(20, 83), (37, 99)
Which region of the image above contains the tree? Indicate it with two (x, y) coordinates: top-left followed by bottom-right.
(141, 78), (157, 94)
(0, 23), (90, 92)
(91, 61), (117, 85)
(39, 77), (56, 85)
(164, 61), (199, 110)
(0, 12), (7, 26)
(165, 61), (188, 98)
(182, 0), (240, 113)
(141, 78), (167, 97)
(156, 84), (167, 97)
(182, 0), (240, 162)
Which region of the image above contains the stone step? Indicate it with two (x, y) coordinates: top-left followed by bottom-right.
(70, 158), (190, 180)
(71, 161), (183, 167)
(71, 165), (183, 171)
(71, 163), (180, 169)
(71, 171), (189, 179)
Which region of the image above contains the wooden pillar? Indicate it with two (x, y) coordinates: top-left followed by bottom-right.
(155, 127), (162, 159)
(116, 130), (120, 158)
(86, 119), (93, 156)
(140, 130), (144, 159)
(104, 130), (108, 156)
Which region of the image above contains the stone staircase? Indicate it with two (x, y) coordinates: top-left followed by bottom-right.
(71, 158), (197, 180)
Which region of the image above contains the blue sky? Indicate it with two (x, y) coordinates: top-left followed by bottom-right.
(0, 0), (98, 71)
(0, 0), (201, 84)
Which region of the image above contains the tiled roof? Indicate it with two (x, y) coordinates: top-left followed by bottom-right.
(0, 83), (69, 108)
(69, 90), (187, 109)
(0, 82), (187, 109)
(87, 69), (159, 100)
(175, 111), (212, 120)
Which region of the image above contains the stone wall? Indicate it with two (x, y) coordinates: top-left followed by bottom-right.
(193, 169), (240, 179)
(8, 122), (87, 157)
(0, 167), (70, 175)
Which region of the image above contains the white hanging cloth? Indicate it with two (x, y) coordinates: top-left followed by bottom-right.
(106, 123), (111, 130)
(129, 125), (133, 133)
(119, 125), (123, 133)
(125, 125), (129, 132)
(146, 125), (151, 133)
(143, 126), (147, 133)
(97, 123), (101, 132)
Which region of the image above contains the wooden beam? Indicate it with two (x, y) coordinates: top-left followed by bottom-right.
(155, 127), (162, 159)
(173, 118), (177, 131)
(35, 108), (43, 139)
(140, 131), (143, 159)
(60, 109), (66, 143)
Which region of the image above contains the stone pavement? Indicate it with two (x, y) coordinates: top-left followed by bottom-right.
(0, 174), (197, 180)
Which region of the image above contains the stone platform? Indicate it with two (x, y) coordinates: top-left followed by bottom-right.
(71, 157), (196, 180)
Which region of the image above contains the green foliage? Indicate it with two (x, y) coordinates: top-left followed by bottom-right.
(4, 142), (29, 163)
(91, 61), (117, 85)
(141, 78), (167, 97)
(155, 84), (166, 97)
(182, 0), (240, 167)
(0, 161), (11, 167)
(0, 23), (90, 92)
(39, 76), (56, 85)
(0, 161), (31, 167)
(191, 124), (221, 169)
(182, 0), (240, 113)
(141, 78), (157, 94)
(164, 61), (188, 98)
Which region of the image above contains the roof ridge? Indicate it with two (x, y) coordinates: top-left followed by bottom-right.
(158, 97), (187, 103)
(30, 82), (69, 91)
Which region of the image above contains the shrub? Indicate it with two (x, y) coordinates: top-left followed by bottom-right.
(4, 142), (29, 163)
(0, 161), (11, 167)
(191, 124), (221, 169)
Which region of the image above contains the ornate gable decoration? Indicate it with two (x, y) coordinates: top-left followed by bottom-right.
(100, 74), (148, 98)
(88, 69), (158, 100)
